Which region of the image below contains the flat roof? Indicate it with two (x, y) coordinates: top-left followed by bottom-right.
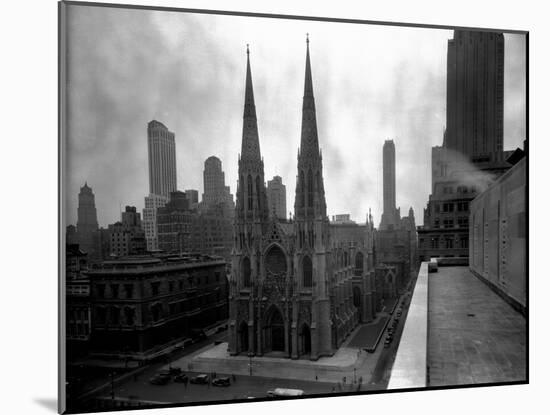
(427, 266), (526, 386)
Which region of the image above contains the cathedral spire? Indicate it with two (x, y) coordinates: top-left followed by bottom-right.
(241, 44), (261, 161)
(300, 35), (319, 153)
(294, 36), (326, 220)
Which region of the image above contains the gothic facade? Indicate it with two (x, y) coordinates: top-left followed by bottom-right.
(228, 41), (376, 360)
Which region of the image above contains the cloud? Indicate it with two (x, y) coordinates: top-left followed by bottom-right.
(64, 5), (526, 229)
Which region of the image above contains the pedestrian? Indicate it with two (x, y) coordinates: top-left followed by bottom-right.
(343, 376), (346, 384)
(213, 371), (217, 379)
(315, 375), (318, 381)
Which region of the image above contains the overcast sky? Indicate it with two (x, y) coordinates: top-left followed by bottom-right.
(65, 5), (526, 228)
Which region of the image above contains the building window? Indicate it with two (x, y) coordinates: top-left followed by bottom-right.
(111, 307), (120, 325)
(443, 203), (454, 213)
(247, 175), (253, 211)
(151, 281), (160, 296)
(242, 257), (251, 287)
(443, 219), (454, 229)
(434, 204), (440, 213)
(443, 186), (453, 194)
(457, 185), (468, 194)
(124, 284), (133, 299)
(445, 237), (454, 249)
(434, 219), (440, 229)
(460, 237), (469, 249)
(124, 307), (135, 325)
(303, 256), (313, 287)
(111, 284), (119, 298)
(96, 284), (106, 298)
(151, 303), (162, 322)
(457, 202), (469, 212)
(96, 307), (106, 324)
(458, 217), (469, 228)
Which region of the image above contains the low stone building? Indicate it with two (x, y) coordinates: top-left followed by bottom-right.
(85, 254), (228, 360)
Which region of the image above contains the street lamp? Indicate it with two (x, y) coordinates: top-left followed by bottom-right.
(353, 368), (357, 384)
(248, 352), (253, 376)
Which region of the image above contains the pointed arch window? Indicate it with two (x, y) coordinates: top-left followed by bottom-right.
(247, 175), (253, 211)
(256, 175), (262, 212)
(242, 257), (251, 287)
(307, 169), (314, 208)
(303, 256), (313, 287)
(300, 171), (305, 208)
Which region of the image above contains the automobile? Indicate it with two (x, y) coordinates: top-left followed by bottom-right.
(149, 373), (171, 385)
(212, 377), (231, 387)
(384, 342), (391, 348)
(174, 373), (189, 383)
(190, 374), (210, 384)
(267, 388), (304, 397)
(387, 327), (394, 333)
(168, 366), (182, 375)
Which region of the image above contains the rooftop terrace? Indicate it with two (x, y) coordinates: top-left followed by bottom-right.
(389, 264), (526, 389)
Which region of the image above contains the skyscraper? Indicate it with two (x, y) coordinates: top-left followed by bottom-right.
(147, 120), (177, 197)
(379, 140), (400, 230)
(143, 120), (177, 251)
(201, 156), (235, 218)
(267, 175), (287, 219)
(445, 30), (505, 163)
(418, 30), (510, 261)
(76, 182), (99, 257)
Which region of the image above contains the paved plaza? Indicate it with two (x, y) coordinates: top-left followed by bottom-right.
(427, 266), (527, 386)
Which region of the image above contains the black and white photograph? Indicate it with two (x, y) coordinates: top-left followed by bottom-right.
(57, 1), (527, 413)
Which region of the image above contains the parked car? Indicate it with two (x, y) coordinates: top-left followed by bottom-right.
(384, 342), (391, 348)
(212, 377), (231, 387)
(149, 373), (171, 385)
(190, 374), (210, 384)
(174, 373), (189, 383)
(168, 366), (182, 375)
(267, 388), (304, 397)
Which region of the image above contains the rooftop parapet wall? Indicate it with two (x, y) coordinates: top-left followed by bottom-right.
(387, 261), (429, 389)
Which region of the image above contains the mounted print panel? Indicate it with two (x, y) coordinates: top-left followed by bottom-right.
(59, 1), (527, 413)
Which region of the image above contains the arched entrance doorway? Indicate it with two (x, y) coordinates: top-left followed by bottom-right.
(239, 321), (249, 354)
(264, 307), (285, 352)
(300, 323), (311, 356)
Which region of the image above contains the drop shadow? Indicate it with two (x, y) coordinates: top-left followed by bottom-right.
(34, 398), (57, 413)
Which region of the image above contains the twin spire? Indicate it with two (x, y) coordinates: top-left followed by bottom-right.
(241, 36), (320, 161)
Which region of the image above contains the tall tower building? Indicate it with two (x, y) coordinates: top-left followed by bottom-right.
(379, 140), (400, 230)
(267, 175), (287, 220)
(202, 156), (235, 218)
(147, 120), (177, 197)
(76, 182), (99, 257)
(445, 30), (504, 163)
(143, 120), (177, 251)
(202, 156), (225, 206)
(418, 30), (510, 261)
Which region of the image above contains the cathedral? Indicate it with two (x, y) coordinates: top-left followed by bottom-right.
(228, 39), (377, 360)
